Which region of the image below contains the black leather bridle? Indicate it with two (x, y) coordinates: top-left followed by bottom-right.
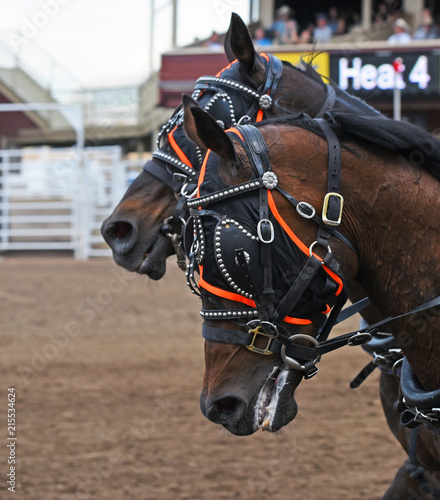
(186, 117), (440, 410)
(141, 54), (337, 270)
(185, 120), (374, 379)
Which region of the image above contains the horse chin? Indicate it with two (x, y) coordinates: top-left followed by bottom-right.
(110, 233), (173, 280)
(223, 367), (301, 436)
(135, 234), (174, 280)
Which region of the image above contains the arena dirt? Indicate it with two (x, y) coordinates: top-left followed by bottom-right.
(0, 256), (406, 499)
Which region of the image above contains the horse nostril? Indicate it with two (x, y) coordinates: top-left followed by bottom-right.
(101, 218), (138, 255)
(113, 221), (133, 239)
(206, 395), (247, 424)
(215, 397), (237, 413)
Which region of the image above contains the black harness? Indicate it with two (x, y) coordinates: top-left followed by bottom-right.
(185, 121), (373, 379)
(186, 121), (440, 387)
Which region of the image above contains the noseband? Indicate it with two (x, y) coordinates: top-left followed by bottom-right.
(185, 121), (373, 379)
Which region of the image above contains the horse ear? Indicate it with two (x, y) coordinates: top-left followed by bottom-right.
(224, 13), (264, 74)
(182, 94), (237, 164)
(223, 14), (237, 62)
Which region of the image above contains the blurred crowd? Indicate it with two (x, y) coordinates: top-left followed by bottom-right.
(243, 4), (440, 47)
(252, 4), (357, 45)
(387, 8), (440, 44)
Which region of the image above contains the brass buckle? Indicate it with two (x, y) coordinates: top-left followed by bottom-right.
(246, 325), (275, 355)
(322, 192), (344, 226)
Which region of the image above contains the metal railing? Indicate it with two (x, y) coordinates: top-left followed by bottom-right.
(0, 146), (145, 258)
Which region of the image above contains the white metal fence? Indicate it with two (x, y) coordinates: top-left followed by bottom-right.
(0, 146), (144, 258)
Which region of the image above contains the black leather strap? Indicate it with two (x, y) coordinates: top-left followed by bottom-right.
(275, 255), (323, 321)
(143, 159), (182, 193)
(401, 358), (440, 410)
(261, 54), (283, 98)
(316, 85), (336, 119)
(276, 186), (357, 255)
(202, 323), (283, 353)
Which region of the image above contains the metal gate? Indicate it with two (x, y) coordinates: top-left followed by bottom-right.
(0, 146), (143, 258)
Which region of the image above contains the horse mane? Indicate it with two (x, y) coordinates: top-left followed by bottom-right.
(281, 56), (383, 117)
(270, 59), (440, 181)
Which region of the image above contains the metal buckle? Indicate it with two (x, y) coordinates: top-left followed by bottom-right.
(257, 219), (274, 243)
(322, 192), (344, 226)
(348, 332), (372, 346)
(281, 334), (321, 372)
(296, 201), (316, 220)
(246, 325), (275, 355)
(309, 241), (331, 259)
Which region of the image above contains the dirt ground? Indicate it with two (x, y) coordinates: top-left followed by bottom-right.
(0, 256), (407, 500)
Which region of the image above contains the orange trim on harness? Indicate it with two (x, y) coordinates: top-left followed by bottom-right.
(200, 266), (313, 324)
(196, 150), (211, 199)
(283, 316), (312, 325)
(267, 190), (344, 296)
(168, 126), (193, 168)
(226, 127), (245, 141)
(216, 59), (238, 77)
(268, 190), (309, 255)
(199, 265), (256, 307)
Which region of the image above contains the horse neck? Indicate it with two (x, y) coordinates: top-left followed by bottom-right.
(343, 147), (440, 390)
(279, 70), (329, 117)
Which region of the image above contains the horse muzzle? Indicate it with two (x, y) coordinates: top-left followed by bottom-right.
(200, 356), (302, 435)
(101, 216), (173, 279)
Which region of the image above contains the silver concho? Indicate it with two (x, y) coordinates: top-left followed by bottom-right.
(262, 171), (278, 190)
(259, 94), (272, 110)
(216, 120), (225, 129)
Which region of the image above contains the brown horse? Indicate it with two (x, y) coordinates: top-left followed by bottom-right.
(101, 13), (378, 280)
(182, 95), (440, 498)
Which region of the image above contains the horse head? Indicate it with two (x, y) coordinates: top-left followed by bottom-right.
(101, 13), (334, 280)
(182, 95), (362, 435)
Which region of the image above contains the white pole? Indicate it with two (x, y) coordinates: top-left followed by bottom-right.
(392, 58), (404, 121)
(149, 0), (155, 74)
(393, 85), (401, 121)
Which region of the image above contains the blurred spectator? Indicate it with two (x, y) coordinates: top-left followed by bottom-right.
(387, 18), (412, 44)
(374, 3), (390, 26)
(313, 14), (332, 43)
(384, 0), (402, 21)
(328, 7), (346, 35)
(414, 9), (438, 40)
(253, 27), (272, 47)
(205, 31), (222, 50)
(299, 23), (315, 43)
(348, 10), (361, 29)
(271, 5), (298, 44)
